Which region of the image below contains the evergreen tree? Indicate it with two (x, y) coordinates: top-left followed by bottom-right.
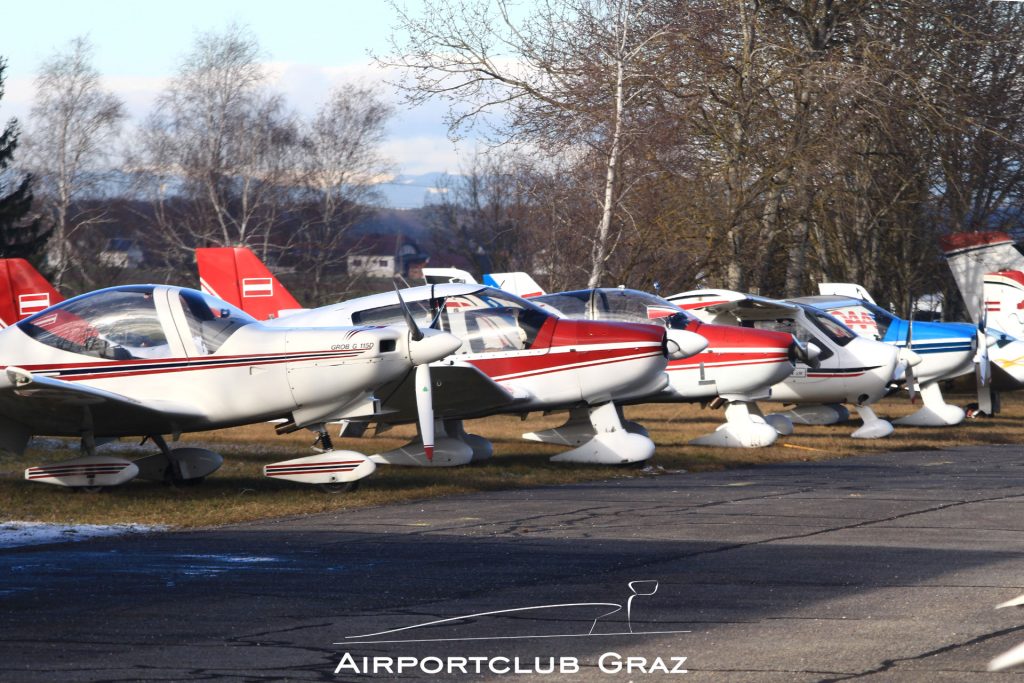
(0, 58), (44, 258)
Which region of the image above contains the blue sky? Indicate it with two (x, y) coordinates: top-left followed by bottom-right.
(0, 0), (466, 176)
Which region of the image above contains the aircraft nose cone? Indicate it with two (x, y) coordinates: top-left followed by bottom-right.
(665, 329), (708, 360)
(409, 329), (462, 365)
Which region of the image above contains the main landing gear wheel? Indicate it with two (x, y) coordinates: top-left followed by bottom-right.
(317, 480), (360, 494)
(76, 485), (107, 494)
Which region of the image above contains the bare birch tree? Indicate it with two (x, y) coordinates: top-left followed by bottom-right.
(380, 0), (678, 287)
(24, 37), (125, 287)
(133, 24), (297, 263)
(293, 85), (393, 304)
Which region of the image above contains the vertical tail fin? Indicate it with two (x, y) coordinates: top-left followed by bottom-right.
(941, 232), (1024, 324)
(0, 259), (64, 328)
(482, 272), (547, 298)
(983, 271), (1024, 339)
(196, 247), (304, 320)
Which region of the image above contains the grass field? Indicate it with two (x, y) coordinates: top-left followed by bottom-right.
(0, 390), (1019, 528)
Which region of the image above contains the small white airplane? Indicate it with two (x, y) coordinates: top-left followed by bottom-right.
(0, 279), (460, 491)
(942, 231), (1024, 414)
(198, 249), (708, 466)
(667, 289), (919, 439)
(791, 288), (978, 426)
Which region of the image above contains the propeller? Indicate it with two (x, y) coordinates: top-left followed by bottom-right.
(975, 307), (991, 389)
(904, 313), (918, 403)
(395, 284), (424, 342)
(393, 284), (461, 462)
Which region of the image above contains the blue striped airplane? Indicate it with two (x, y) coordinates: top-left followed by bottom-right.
(790, 292), (977, 426)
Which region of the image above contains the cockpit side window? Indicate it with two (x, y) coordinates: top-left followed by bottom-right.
(352, 288), (548, 355)
(801, 305), (856, 346)
(18, 286), (170, 360)
(178, 290), (256, 355)
(860, 302), (895, 339)
(533, 292), (588, 317)
(746, 317), (834, 361)
(351, 299), (431, 328)
(440, 292), (547, 353)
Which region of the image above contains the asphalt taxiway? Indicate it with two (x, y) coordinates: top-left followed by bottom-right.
(2, 444), (1023, 681)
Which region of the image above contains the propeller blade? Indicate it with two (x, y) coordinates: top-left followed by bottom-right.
(415, 364), (434, 462)
(905, 359), (918, 403)
(393, 282), (424, 342)
(909, 294), (917, 401)
(975, 309), (991, 388)
(906, 297), (917, 402)
(428, 300), (445, 330)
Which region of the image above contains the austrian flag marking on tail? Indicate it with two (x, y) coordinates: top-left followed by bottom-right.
(241, 277), (274, 298)
(18, 293), (50, 317)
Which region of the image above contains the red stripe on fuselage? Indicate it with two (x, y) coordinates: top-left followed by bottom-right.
(11, 351), (364, 382)
(469, 345), (662, 382)
(669, 356), (789, 372)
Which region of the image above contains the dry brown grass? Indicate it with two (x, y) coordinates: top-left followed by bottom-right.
(0, 389), (1018, 528)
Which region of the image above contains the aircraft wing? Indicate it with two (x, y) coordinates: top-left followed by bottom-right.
(0, 367), (207, 436)
(373, 363), (526, 423)
(668, 290), (802, 321)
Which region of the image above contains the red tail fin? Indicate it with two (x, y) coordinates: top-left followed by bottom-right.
(0, 259), (64, 327)
(196, 247), (304, 320)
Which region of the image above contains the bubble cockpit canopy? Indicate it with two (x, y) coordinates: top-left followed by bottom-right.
(534, 288), (699, 331)
(18, 285), (256, 360)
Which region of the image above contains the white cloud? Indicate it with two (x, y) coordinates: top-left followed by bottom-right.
(3, 59), (473, 177)
(381, 135), (465, 176)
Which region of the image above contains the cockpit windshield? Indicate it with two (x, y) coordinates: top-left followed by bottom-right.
(351, 287), (550, 354)
(534, 288), (698, 330)
(178, 289), (256, 354)
(17, 286), (257, 359)
(799, 304), (857, 346)
(826, 301), (894, 341)
(18, 286), (170, 360)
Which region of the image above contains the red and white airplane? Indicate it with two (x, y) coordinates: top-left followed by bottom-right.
(197, 249), (709, 466)
(0, 266), (460, 491)
(526, 288), (805, 448)
(668, 290), (917, 439)
(425, 268), (813, 448)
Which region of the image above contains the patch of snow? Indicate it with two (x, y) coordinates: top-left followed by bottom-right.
(0, 521), (166, 549)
